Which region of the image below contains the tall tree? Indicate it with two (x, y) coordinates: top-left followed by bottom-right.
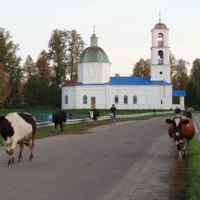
(132, 58), (150, 77)
(0, 63), (11, 103)
(185, 78), (200, 107)
(169, 51), (177, 80)
(0, 28), (22, 101)
(67, 30), (85, 80)
(23, 75), (49, 107)
(190, 58), (200, 85)
(22, 55), (37, 81)
(35, 50), (51, 85)
(48, 29), (68, 86)
(171, 59), (189, 90)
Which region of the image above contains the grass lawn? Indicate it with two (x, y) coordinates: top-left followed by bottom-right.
(186, 135), (200, 200)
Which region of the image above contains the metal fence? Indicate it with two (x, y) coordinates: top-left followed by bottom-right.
(36, 111), (174, 128)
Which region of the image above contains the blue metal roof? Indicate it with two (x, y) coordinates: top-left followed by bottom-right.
(76, 76), (172, 86)
(172, 90), (186, 96)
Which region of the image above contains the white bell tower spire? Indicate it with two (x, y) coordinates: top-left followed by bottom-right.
(150, 14), (170, 83)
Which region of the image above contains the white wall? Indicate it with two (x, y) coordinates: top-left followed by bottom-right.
(62, 84), (173, 110)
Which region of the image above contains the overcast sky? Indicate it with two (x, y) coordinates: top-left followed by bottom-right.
(2, 0), (200, 76)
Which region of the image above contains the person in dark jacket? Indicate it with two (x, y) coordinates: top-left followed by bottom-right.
(109, 104), (116, 121)
(174, 106), (181, 117)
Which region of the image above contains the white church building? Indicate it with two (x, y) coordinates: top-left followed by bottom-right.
(62, 19), (186, 110)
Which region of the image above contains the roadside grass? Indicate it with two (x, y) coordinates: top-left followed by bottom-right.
(186, 135), (200, 200)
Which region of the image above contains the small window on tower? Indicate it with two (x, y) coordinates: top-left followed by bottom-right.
(158, 50), (164, 64)
(158, 33), (163, 47)
(159, 71), (162, 75)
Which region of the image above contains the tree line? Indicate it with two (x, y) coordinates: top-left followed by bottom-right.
(132, 53), (200, 108)
(0, 28), (85, 107)
(0, 27), (199, 109)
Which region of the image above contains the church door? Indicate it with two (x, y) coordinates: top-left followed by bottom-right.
(91, 97), (96, 108)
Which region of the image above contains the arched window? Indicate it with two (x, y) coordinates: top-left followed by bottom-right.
(83, 95), (87, 104)
(65, 95), (68, 104)
(124, 95), (128, 104)
(115, 95), (118, 104)
(158, 33), (163, 47)
(133, 95), (137, 104)
(158, 50), (164, 64)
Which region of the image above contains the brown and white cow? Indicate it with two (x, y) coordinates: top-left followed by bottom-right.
(0, 112), (36, 167)
(165, 115), (195, 161)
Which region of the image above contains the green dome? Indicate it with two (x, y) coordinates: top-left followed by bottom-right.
(79, 46), (109, 63)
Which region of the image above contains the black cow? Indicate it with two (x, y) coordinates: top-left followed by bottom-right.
(182, 111), (192, 119)
(87, 109), (100, 125)
(52, 110), (67, 132)
(0, 112), (36, 167)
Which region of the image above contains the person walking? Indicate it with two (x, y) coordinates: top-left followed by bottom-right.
(174, 106), (181, 117)
(109, 104), (116, 125)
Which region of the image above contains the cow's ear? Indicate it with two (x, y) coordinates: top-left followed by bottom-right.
(182, 119), (189, 125)
(166, 119), (172, 124)
(0, 116), (5, 122)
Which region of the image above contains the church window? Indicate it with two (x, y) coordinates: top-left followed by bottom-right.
(161, 100), (163, 104)
(91, 67), (95, 76)
(133, 95), (137, 104)
(83, 95), (87, 104)
(158, 33), (163, 47)
(115, 95), (118, 104)
(65, 95), (68, 104)
(87, 69), (89, 77)
(96, 69), (99, 77)
(124, 95), (128, 104)
(158, 50), (164, 64)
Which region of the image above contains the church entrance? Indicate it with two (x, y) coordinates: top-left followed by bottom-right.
(91, 97), (96, 108)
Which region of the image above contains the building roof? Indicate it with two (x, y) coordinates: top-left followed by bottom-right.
(62, 80), (79, 87)
(76, 76), (172, 86)
(79, 46), (109, 63)
(78, 31), (110, 63)
(154, 23), (167, 29)
(172, 90), (186, 96)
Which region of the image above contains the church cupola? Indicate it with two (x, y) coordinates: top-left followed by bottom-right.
(78, 27), (111, 84)
(150, 14), (170, 83)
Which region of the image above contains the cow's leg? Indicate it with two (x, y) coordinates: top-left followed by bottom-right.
(176, 141), (183, 161)
(6, 149), (14, 167)
(29, 139), (34, 161)
(18, 143), (24, 162)
(182, 140), (188, 157)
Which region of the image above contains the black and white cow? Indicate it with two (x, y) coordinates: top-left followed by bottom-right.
(0, 112), (36, 167)
(87, 109), (100, 125)
(52, 110), (67, 132)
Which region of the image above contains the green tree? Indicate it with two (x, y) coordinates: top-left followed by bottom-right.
(191, 58), (200, 85)
(22, 55), (37, 81)
(23, 75), (49, 107)
(171, 59), (189, 90)
(170, 51), (177, 81)
(48, 29), (68, 86)
(0, 28), (22, 102)
(132, 58), (150, 77)
(185, 78), (200, 107)
(35, 50), (51, 85)
(171, 59), (189, 104)
(67, 30), (85, 80)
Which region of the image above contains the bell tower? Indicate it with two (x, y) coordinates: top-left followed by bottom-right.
(150, 14), (170, 83)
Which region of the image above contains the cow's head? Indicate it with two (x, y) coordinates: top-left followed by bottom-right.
(0, 116), (14, 140)
(166, 117), (189, 138)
